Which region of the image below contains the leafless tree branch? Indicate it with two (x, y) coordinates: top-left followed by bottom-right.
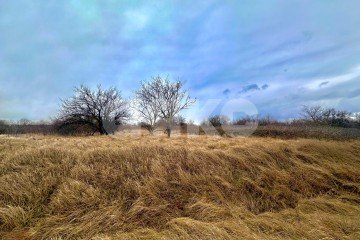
(58, 85), (130, 135)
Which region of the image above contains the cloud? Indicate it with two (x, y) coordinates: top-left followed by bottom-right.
(0, 0), (360, 121)
(348, 88), (360, 98)
(223, 89), (231, 95)
(237, 84), (269, 94)
(319, 81), (329, 87)
(305, 65), (360, 90)
(261, 84), (269, 90)
(261, 31), (313, 55)
(123, 7), (151, 35)
(238, 84), (260, 94)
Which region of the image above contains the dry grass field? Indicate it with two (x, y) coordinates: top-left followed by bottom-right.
(0, 135), (359, 239)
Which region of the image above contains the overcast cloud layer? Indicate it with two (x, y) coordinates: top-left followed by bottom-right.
(0, 0), (360, 121)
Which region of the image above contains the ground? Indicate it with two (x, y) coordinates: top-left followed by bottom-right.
(0, 135), (359, 239)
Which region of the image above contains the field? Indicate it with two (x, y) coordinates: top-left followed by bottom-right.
(0, 135), (359, 239)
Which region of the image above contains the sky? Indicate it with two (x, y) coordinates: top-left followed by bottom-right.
(0, 0), (360, 122)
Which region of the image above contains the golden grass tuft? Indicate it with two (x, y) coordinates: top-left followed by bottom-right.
(0, 135), (359, 239)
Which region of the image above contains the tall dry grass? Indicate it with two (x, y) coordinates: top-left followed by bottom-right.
(0, 135), (359, 239)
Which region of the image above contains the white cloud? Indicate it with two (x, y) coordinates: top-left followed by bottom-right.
(305, 65), (360, 90)
(123, 8), (150, 34)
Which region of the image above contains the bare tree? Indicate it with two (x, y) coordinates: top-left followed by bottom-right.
(204, 115), (230, 127)
(173, 115), (187, 126)
(301, 105), (323, 123)
(18, 118), (31, 125)
(0, 120), (8, 134)
(135, 76), (195, 137)
(321, 108), (337, 122)
(301, 105), (353, 127)
(58, 85), (129, 135)
(355, 113), (360, 122)
(135, 80), (161, 134)
(156, 77), (195, 137)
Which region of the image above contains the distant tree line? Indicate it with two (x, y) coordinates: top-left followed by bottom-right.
(0, 119), (55, 135)
(1, 105), (359, 137)
(300, 105), (359, 128)
(1, 76), (359, 137)
(200, 106), (360, 129)
(198, 110), (360, 139)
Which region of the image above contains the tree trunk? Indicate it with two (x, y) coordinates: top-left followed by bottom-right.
(98, 120), (108, 135)
(166, 128), (171, 138)
(147, 125), (155, 135)
(165, 119), (172, 138)
(99, 126), (105, 135)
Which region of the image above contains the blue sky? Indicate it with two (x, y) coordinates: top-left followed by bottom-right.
(0, 0), (360, 121)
